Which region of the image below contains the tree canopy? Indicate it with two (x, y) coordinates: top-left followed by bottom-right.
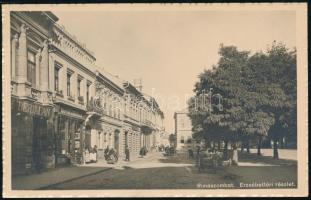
(188, 42), (297, 158)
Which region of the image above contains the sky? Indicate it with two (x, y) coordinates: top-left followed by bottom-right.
(53, 9), (296, 133)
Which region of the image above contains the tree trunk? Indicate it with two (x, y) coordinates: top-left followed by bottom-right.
(241, 139), (245, 152)
(257, 136), (262, 156)
(223, 140), (228, 160)
(232, 142), (238, 165)
(217, 140), (221, 151)
(280, 137), (284, 149)
(273, 139), (279, 159)
(246, 138), (250, 153)
(211, 141), (215, 152)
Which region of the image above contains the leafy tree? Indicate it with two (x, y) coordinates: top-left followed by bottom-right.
(188, 42), (296, 160)
(189, 45), (250, 162)
(247, 42), (296, 158)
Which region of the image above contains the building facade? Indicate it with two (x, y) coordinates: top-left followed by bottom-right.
(87, 70), (125, 159)
(10, 11), (59, 175)
(174, 110), (193, 150)
(10, 11), (165, 175)
(49, 22), (98, 165)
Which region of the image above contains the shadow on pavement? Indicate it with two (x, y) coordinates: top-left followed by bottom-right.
(43, 165), (237, 190)
(157, 152), (196, 165)
(238, 151), (297, 166)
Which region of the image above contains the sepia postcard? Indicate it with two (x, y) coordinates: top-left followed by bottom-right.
(2, 3), (308, 198)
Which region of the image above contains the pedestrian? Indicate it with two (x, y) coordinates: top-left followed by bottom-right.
(196, 145), (201, 159)
(104, 145), (109, 161)
(188, 147), (194, 159)
(93, 145), (98, 162)
(85, 147), (90, 163)
(125, 145), (130, 161)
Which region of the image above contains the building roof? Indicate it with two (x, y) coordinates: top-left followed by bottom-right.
(43, 11), (59, 22)
(95, 68), (124, 94)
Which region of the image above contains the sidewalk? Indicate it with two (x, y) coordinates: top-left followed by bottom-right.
(12, 151), (160, 190)
(83, 151), (160, 168)
(12, 165), (111, 190)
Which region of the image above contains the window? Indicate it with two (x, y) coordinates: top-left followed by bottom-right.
(55, 67), (59, 92)
(77, 78), (81, 97)
(54, 62), (62, 92)
(187, 136), (192, 144)
(113, 105), (116, 118)
(180, 136), (185, 143)
(67, 73), (71, 96)
(27, 50), (36, 85)
(109, 105), (112, 116)
(86, 83), (90, 104)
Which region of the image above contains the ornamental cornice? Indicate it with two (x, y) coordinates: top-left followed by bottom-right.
(53, 23), (96, 61)
(11, 12), (50, 40)
(49, 44), (96, 78)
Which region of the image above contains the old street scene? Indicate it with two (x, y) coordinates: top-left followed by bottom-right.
(11, 11), (297, 190)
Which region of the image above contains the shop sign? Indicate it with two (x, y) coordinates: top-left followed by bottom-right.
(17, 100), (52, 118)
(60, 107), (85, 119)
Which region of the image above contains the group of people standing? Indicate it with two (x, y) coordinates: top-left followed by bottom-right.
(84, 145), (98, 163)
(84, 144), (156, 164)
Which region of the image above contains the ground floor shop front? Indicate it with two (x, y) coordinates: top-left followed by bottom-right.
(86, 125), (141, 161)
(54, 104), (87, 166)
(11, 97), (55, 176)
(86, 122), (157, 161)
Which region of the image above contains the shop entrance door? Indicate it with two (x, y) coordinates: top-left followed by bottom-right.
(33, 116), (47, 172)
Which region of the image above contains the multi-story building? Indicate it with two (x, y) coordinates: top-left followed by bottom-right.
(87, 70), (125, 159)
(10, 11), (165, 175)
(140, 95), (164, 149)
(123, 81), (146, 156)
(174, 110), (193, 150)
(10, 11), (59, 175)
(49, 22), (98, 165)
(85, 77), (165, 159)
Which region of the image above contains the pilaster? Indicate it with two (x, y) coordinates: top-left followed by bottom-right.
(11, 34), (18, 80)
(16, 24), (31, 97)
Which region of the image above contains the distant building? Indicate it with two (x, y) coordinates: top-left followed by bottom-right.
(174, 110), (193, 150)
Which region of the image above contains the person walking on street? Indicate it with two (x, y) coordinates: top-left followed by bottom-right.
(93, 145), (98, 162)
(125, 145), (130, 161)
(104, 145), (109, 161)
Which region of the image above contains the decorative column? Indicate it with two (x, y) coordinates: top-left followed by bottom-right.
(40, 40), (49, 91)
(16, 24), (30, 97)
(11, 34), (18, 80)
(40, 40), (51, 104)
(16, 24), (27, 82)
